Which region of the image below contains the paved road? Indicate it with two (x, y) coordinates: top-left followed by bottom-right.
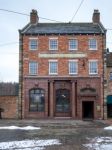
(0, 119), (111, 150)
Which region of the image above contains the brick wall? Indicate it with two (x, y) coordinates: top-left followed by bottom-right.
(0, 96), (18, 119)
(22, 35), (104, 77)
(107, 68), (112, 94)
(22, 77), (103, 119)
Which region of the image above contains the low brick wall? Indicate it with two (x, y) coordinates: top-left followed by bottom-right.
(0, 96), (18, 119)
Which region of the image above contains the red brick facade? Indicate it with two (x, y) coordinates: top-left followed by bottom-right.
(0, 96), (18, 119)
(22, 35), (104, 77)
(19, 10), (106, 120)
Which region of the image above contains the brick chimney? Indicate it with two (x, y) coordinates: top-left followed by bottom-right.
(30, 9), (39, 24)
(92, 9), (100, 23)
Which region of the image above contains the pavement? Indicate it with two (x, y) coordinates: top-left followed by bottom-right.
(0, 119), (111, 150)
(0, 118), (110, 126)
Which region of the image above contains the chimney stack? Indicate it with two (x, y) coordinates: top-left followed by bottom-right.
(30, 9), (39, 25)
(92, 9), (100, 23)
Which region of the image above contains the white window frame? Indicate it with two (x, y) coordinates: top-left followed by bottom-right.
(69, 39), (78, 50)
(49, 60), (58, 75)
(89, 60), (98, 75)
(29, 38), (38, 50)
(89, 38), (97, 50)
(29, 61), (38, 75)
(69, 60), (78, 75)
(49, 38), (58, 50)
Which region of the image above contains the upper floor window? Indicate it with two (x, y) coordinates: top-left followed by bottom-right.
(110, 72), (112, 80)
(89, 39), (97, 50)
(69, 39), (78, 50)
(49, 60), (58, 75)
(29, 88), (45, 112)
(29, 38), (38, 50)
(49, 38), (58, 50)
(89, 60), (98, 74)
(29, 62), (38, 75)
(69, 60), (78, 75)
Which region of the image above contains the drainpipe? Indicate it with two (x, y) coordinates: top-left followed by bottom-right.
(19, 31), (23, 119)
(75, 81), (77, 117)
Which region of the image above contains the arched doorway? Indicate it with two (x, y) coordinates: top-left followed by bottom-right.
(55, 89), (71, 117)
(29, 88), (45, 112)
(80, 87), (96, 120)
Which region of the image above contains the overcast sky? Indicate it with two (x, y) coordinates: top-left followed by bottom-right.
(0, 0), (112, 82)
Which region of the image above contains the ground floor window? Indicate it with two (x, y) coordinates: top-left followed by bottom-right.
(56, 89), (70, 112)
(29, 88), (45, 112)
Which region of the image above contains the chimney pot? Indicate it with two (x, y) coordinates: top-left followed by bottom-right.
(92, 9), (100, 23)
(30, 9), (39, 25)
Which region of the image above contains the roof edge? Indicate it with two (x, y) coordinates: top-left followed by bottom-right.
(20, 22), (106, 35)
(19, 22), (31, 33)
(98, 22), (107, 33)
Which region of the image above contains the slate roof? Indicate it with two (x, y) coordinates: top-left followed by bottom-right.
(107, 52), (112, 67)
(20, 22), (106, 35)
(0, 83), (19, 96)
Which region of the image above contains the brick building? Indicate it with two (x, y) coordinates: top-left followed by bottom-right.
(19, 9), (106, 119)
(0, 82), (18, 119)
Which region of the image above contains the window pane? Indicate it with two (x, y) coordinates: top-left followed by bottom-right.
(89, 61), (98, 74)
(69, 61), (77, 74)
(56, 89), (70, 112)
(49, 62), (58, 74)
(110, 72), (112, 80)
(89, 39), (97, 50)
(29, 89), (45, 112)
(29, 39), (38, 50)
(29, 62), (37, 75)
(69, 39), (78, 50)
(49, 39), (58, 50)
(35, 89), (40, 94)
